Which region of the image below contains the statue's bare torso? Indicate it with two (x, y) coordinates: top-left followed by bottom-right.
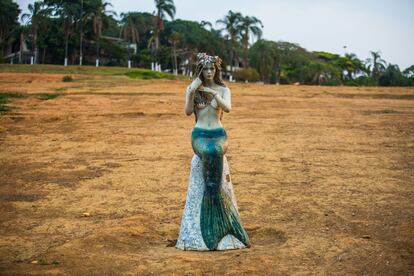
(194, 85), (227, 129)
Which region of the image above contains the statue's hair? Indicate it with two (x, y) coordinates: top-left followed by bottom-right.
(194, 53), (226, 87)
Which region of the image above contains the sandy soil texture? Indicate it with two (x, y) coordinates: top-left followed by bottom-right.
(0, 73), (413, 275)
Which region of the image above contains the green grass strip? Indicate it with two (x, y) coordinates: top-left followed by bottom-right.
(0, 64), (182, 80)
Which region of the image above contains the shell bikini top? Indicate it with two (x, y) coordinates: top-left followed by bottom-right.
(194, 90), (219, 110)
(193, 90), (223, 122)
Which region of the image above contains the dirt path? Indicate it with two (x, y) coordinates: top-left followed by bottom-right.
(0, 73), (413, 275)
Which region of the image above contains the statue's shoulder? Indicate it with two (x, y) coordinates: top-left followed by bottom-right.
(219, 85), (231, 97)
(218, 85), (230, 93)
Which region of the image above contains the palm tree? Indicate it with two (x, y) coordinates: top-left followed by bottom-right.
(79, 0), (84, 65)
(149, 0), (176, 71)
(44, 0), (78, 66)
(62, 9), (74, 66)
(403, 65), (414, 78)
(120, 12), (140, 68)
(87, 0), (116, 67)
(16, 25), (28, 63)
(366, 51), (386, 84)
(343, 53), (364, 80)
(168, 31), (180, 75)
(240, 15), (263, 68)
(216, 10), (243, 74)
(200, 20), (213, 31)
(0, 0), (21, 58)
(21, 1), (49, 64)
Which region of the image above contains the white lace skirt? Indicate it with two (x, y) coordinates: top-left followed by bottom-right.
(175, 154), (247, 251)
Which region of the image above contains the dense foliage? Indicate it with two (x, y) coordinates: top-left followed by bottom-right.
(0, 0), (412, 86)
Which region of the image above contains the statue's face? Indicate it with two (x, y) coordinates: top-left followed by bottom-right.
(202, 62), (216, 80)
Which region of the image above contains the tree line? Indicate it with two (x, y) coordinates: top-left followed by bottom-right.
(1, 0), (413, 86)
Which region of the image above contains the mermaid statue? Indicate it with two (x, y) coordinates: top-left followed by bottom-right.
(176, 53), (251, 251)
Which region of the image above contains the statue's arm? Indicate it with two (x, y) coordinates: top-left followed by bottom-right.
(202, 86), (231, 113)
(218, 87), (232, 113)
(184, 78), (201, 115)
(184, 86), (195, 115)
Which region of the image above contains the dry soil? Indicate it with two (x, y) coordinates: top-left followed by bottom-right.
(0, 73), (413, 275)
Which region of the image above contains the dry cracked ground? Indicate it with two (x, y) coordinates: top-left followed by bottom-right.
(0, 73), (413, 275)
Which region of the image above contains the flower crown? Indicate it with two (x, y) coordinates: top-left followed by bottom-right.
(196, 52), (222, 70)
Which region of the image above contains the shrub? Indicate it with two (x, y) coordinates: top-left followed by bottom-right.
(36, 93), (60, 100)
(125, 70), (175, 80)
(352, 76), (376, 86)
(0, 105), (12, 112)
(0, 92), (26, 113)
(62, 75), (73, 82)
(233, 67), (260, 82)
(322, 79), (342, 86)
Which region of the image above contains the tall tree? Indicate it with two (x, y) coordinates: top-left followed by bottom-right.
(61, 3), (75, 66)
(200, 20), (213, 31)
(273, 41), (305, 84)
(403, 65), (414, 78)
(249, 39), (274, 82)
(0, 0), (21, 59)
(379, 64), (404, 86)
(149, 0), (176, 70)
(402, 65), (414, 86)
(366, 51), (386, 84)
(216, 10), (243, 73)
(87, 0), (116, 66)
(240, 15), (263, 68)
(44, 0), (79, 66)
(163, 19), (228, 74)
(120, 12), (140, 67)
(21, 1), (50, 64)
(339, 53), (365, 81)
(168, 31), (180, 74)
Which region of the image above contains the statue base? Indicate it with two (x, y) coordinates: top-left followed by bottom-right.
(175, 154), (247, 251)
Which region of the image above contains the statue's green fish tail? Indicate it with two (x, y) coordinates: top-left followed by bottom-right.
(200, 187), (250, 250)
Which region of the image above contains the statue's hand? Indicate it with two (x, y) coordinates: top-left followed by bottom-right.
(199, 86), (217, 96)
(189, 77), (202, 93)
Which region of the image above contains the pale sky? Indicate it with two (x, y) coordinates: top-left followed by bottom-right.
(16, 0), (414, 69)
